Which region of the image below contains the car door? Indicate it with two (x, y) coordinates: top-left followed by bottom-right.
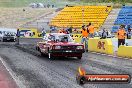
(38, 42), (47, 53)
(45, 35), (55, 53)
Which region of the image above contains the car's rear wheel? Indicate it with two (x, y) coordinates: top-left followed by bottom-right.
(40, 52), (45, 56)
(36, 46), (40, 51)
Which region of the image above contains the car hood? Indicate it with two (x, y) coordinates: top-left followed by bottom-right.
(38, 41), (83, 46)
(52, 42), (83, 46)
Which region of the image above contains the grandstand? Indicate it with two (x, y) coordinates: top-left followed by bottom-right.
(50, 6), (112, 30)
(112, 6), (132, 33)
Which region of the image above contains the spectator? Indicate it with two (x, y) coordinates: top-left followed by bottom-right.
(52, 5), (54, 8)
(58, 27), (66, 33)
(117, 25), (126, 48)
(62, 27), (67, 34)
(66, 5), (69, 7)
(88, 23), (95, 38)
(44, 5), (46, 8)
(16, 29), (20, 45)
(58, 28), (62, 33)
(106, 30), (109, 36)
(23, 9), (25, 12)
(100, 28), (107, 39)
(50, 26), (52, 30)
(66, 27), (70, 34)
(50, 26), (53, 33)
(81, 25), (89, 52)
(47, 4), (50, 8)
(37, 4), (39, 8)
(51, 26), (57, 33)
(74, 28), (76, 32)
(42, 28), (46, 38)
(68, 26), (73, 34)
(127, 25), (132, 39)
(86, 24), (89, 34)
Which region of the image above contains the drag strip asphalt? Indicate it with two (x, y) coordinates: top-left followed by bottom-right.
(0, 38), (132, 88)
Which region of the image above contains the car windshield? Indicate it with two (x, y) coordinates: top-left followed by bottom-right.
(46, 34), (74, 42)
(4, 32), (15, 36)
(57, 35), (73, 42)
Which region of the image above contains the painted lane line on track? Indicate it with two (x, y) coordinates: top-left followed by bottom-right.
(0, 56), (26, 88)
(88, 51), (132, 60)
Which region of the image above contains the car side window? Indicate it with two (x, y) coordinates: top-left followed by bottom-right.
(59, 35), (69, 42)
(48, 35), (55, 41)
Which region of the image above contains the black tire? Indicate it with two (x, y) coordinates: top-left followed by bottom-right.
(36, 46), (39, 51)
(3, 39), (5, 42)
(0, 39), (3, 42)
(40, 52), (46, 56)
(11, 39), (14, 42)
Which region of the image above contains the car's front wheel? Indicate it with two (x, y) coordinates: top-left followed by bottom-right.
(2, 39), (5, 42)
(40, 52), (46, 56)
(77, 56), (82, 60)
(0, 38), (3, 42)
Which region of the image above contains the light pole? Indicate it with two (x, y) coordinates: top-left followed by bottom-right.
(82, 1), (84, 25)
(82, 6), (84, 25)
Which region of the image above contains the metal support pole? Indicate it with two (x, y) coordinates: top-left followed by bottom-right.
(82, 3), (84, 25)
(16, 29), (20, 45)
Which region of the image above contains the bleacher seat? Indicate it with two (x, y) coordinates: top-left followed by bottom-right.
(113, 6), (132, 32)
(114, 6), (132, 25)
(50, 6), (112, 30)
(112, 24), (129, 33)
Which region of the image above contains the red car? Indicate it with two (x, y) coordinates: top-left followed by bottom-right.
(36, 33), (85, 59)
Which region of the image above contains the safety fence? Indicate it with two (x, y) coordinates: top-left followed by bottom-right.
(18, 29), (84, 38)
(19, 28), (38, 38)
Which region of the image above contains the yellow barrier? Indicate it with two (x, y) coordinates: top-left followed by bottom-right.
(37, 33), (42, 38)
(117, 46), (132, 58)
(88, 38), (114, 55)
(72, 34), (82, 43)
